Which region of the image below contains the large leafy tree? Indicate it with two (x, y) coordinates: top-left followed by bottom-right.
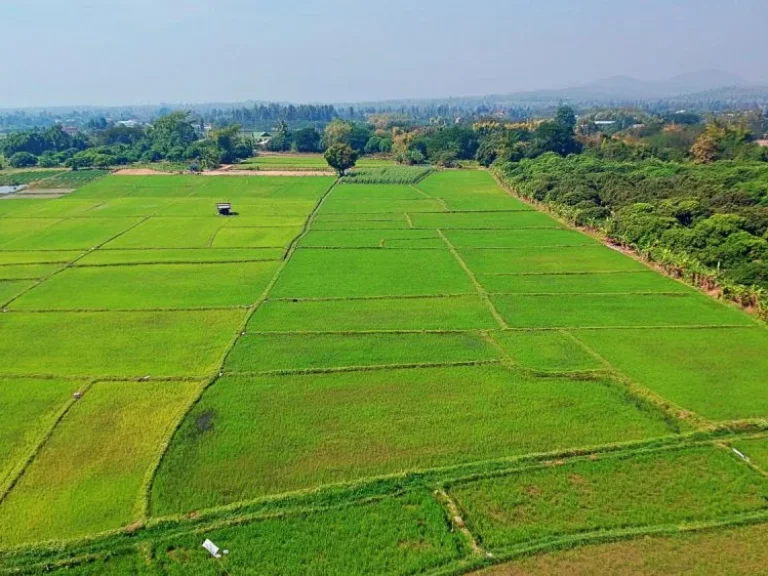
(324, 143), (358, 176)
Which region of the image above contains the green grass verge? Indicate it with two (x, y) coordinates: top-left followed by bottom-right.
(0, 310), (246, 378)
(152, 365), (674, 513)
(574, 327), (768, 421)
(452, 446), (768, 552)
(11, 261), (280, 310)
(0, 380), (201, 546)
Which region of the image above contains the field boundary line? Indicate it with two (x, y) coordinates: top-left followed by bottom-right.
(74, 257), (283, 268)
(713, 441), (768, 479)
(0, 216), (152, 309)
(4, 305), (252, 314)
(404, 212), (414, 228)
(136, 379), (207, 524)
(434, 489), (486, 558)
(225, 359), (502, 378)
(479, 331), (517, 368)
(0, 379), (97, 507)
(561, 330), (710, 431)
(141, 178), (340, 519)
(437, 229), (508, 329)
(409, 184), (434, 199)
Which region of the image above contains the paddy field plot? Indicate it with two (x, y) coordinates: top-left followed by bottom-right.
(491, 293), (754, 328)
(2, 170), (768, 574)
(0, 380), (201, 546)
(225, 332), (499, 372)
(574, 327), (768, 420)
(248, 295), (499, 331)
(451, 446), (768, 552)
(152, 365), (672, 513)
(0, 378), (83, 492)
(11, 261), (279, 310)
(270, 248), (475, 298)
(0, 310), (245, 378)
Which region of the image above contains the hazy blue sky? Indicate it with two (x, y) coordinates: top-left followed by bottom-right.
(1, 0), (767, 107)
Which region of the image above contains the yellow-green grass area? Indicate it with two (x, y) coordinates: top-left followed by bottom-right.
(0, 218), (63, 246)
(0, 310), (246, 378)
(450, 446), (768, 553)
(151, 365), (674, 513)
(0, 378), (83, 493)
(269, 248), (475, 298)
(0, 263), (64, 280)
(298, 229), (443, 249)
(473, 522), (768, 576)
(210, 225), (302, 248)
(411, 211), (561, 229)
(151, 492), (462, 576)
(490, 331), (604, 372)
(734, 437), (768, 471)
(478, 271), (692, 294)
(320, 197), (446, 214)
(10, 261), (280, 311)
(0, 218), (142, 250)
(0, 250), (82, 265)
(458, 246), (647, 275)
(0, 380), (202, 547)
(248, 295), (499, 332)
(331, 183), (428, 200)
(0, 280), (35, 305)
(444, 228), (599, 248)
(491, 294), (755, 329)
(238, 154), (332, 168)
(225, 332), (500, 373)
(76, 247), (283, 265)
(574, 327), (768, 421)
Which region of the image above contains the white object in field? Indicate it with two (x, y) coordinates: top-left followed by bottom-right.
(732, 447), (749, 461)
(202, 539), (222, 558)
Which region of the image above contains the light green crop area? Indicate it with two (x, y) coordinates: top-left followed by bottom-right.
(1, 170), (766, 575)
(0, 380), (201, 546)
(152, 365), (672, 513)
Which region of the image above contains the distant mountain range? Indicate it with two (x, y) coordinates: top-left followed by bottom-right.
(474, 70), (765, 106)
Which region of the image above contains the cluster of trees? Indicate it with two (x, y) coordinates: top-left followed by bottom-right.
(0, 112), (253, 170)
(499, 153), (768, 295)
(264, 119), (392, 156)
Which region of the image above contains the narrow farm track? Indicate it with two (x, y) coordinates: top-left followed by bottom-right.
(1, 170), (768, 575)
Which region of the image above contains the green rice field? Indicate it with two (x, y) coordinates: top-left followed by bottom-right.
(0, 169), (767, 574)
